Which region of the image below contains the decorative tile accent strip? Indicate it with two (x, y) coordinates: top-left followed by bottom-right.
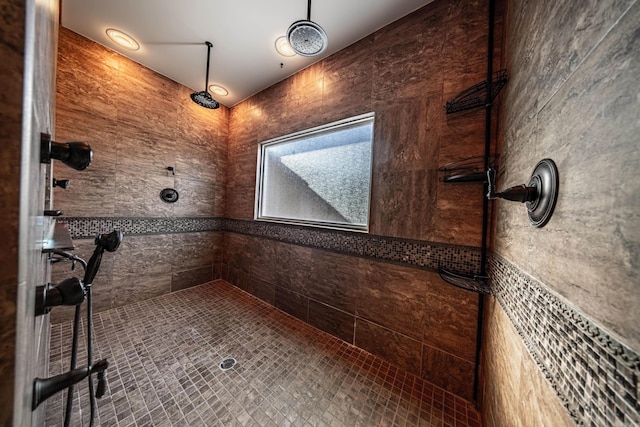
(62, 217), (482, 275)
(489, 254), (640, 427)
(62, 217), (223, 239)
(225, 219), (481, 275)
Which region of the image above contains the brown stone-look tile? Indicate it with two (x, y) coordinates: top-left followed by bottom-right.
(307, 250), (359, 314)
(56, 28), (120, 119)
(246, 275), (275, 305)
(422, 277), (479, 363)
(111, 273), (171, 308)
(114, 130), (177, 178)
(357, 260), (428, 341)
(441, 0), (488, 101)
(114, 173), (174, 218)
(55, 107), (118, 179)
(223, 232), (253, 273)
(355, 318), (422, 377)
(224, 145), (258, 220)
(213, 262), (223, 280)
(433, 180), (484, 247)
(171, 266), (213, 292)
(308, 300), (354, 344)
(249, 238), (278, 286)
(372, 99), (433, 171)
(422, 344), (475, 401)
(211, 232), (224, 260)
(172, 178), (222, 218)
(112, 234), (174, 276)
(114, 57), (180, 139)
(439, 108), (485, 165)
(322, 35), (374, 122)
(228, 264), (251, 292)
(175, 84), (229, 145)
(372, 1), (447, 103)
(221, 263), (232, 283)
(170, 232), (215, 271)
(55, 174), (116, 217)
(287, 82), (325, 133)
(273, 242), (314, 296)
(274, 287), (309, 323)
(369, 168), (435, 240)
(173, 142), (221, 185)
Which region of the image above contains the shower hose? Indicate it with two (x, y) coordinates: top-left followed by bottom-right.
(62, 230), (122, 427)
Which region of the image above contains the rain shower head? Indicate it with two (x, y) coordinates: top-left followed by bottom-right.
(191, 41), (220, 110)
(287, 0), (327, 57)
(191, 90), (220, 109)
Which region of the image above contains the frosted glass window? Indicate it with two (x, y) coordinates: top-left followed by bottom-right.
(255, 113), (374, 231)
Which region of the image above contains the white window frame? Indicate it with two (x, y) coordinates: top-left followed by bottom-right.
(254, 112), (375, 232)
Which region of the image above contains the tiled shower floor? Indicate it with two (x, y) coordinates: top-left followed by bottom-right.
(46, 281), (481, 426)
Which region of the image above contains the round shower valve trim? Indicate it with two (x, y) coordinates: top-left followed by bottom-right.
(487, 158), (559, 228)
(160, 188), (179, 203)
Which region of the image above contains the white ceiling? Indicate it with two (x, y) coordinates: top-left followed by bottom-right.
(61, 0), (434, 107)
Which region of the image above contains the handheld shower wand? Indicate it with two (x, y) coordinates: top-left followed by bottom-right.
(85, 230), (123, 285)
(83, 230), (123, 427)
(56, 230), (123, 427)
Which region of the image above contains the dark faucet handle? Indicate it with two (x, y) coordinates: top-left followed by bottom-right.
(35, 277), (85, 316)
(91, 359), (109, 398)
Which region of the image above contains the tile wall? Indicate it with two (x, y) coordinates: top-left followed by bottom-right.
(0, 1), (28, 424)
(483, 0), (640, 425)
(223, 0), (495, 401)
(52, 27), (229, 321)
(1, 0), (60, 424)
(54, 0), (498, 403)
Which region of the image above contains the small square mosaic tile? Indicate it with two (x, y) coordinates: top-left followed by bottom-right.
(62, 217), (482, 276)
(489, 255), (640, 426)
(46, 281), (480, 426)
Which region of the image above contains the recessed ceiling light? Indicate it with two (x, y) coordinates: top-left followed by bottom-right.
(209, 85), (229, 97)
(106, 28), (140, 51)
(275, 36), (296, 57)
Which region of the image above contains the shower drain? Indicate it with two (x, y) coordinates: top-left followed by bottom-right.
(219, 358), (236, 371)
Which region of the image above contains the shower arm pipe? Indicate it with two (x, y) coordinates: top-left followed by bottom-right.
(307, 0), (311, 20)
(204, 41), (212, 93)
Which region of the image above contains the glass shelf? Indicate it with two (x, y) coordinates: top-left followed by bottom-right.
(42, 221), (75, 253)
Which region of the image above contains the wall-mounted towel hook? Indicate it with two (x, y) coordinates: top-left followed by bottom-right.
(487, 158), (559, 228)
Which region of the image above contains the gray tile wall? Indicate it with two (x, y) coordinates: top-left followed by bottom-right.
(484, 0), (640, 425)
(489, 255), (640, 426)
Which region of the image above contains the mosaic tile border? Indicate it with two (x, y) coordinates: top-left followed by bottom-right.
(62, 217), (223, 239)
(62, 217), (482, 275)
(489, 254), (640, 427)
(225, 219), (481, 276)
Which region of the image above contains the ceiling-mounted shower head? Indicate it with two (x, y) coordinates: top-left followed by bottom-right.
(190, 90), (220, 109)
(191, 41), (220, 110)
(287, 0), (327, 57)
